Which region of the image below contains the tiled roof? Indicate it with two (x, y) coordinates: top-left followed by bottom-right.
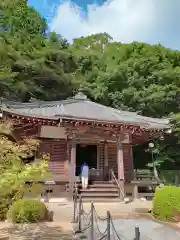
(1, 92), (170, 129)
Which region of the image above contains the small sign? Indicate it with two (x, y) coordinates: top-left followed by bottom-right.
(44, 180), (56, 185)
(40, 126), (66, 139)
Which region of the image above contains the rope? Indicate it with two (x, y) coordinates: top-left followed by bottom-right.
(93, 205), (108, 221)
(94, 211), (108, 237)
(73, 195), (136, 240)
(98, 235), (107, 240)
(78, 200), (92, 231)
(82, 212), (91, 227)
(81, 202), (92, 217)
(110, 216), (122, 240)
(82, 223), (92, 231)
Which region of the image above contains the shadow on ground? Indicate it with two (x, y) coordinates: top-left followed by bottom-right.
(0, 222), (73, 240)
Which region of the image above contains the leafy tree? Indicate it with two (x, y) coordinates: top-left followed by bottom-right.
(0, 123), (49, 220)
(2, 0), (180, 172)
(0, 0), (76, 101)
(71, 33), (180, 172)
(72, 34), (180, 117)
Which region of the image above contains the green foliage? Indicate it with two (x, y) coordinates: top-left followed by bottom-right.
(1, 0), (180, 114)
(2, 0), (180, 169)
(148, 114), (180, 170)
(0, 123), (50, 220)
(0, 190), (23, 221)
(7, 199), (48, 223)
(152, 186), (180, 222)
(0, 0), (76, 101)
(73, 36), (180, 117)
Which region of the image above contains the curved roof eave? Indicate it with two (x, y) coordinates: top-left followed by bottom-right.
(1, 108), (170, 130)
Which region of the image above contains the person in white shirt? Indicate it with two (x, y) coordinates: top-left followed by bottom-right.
(81, 162), (89, 189)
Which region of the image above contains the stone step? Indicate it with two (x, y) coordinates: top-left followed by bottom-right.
(80, 192), (119, 197)
(67, 185), (117, 190)
(77, 183), (116, 188)
(78, 197), (122, 202)
(80, 188), (118, 192)
(76, 181), (111, 184)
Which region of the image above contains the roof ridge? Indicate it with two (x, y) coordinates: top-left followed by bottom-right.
(1, 98), (82, 109)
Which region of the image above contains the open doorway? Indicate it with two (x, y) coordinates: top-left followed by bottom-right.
(76, 144), (97, 176)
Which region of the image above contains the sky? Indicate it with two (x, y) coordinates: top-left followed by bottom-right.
(28, 0), (180, 50)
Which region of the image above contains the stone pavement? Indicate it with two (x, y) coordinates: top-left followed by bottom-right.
(45, 199), (153, 221)
(73, 200), (180, 239)
(81, 199), (153, 218)
(0, 199), (180, 239)
(0, 201), (74, 240)
(88, 218), (180, 239)
(0, 222), (73, 240)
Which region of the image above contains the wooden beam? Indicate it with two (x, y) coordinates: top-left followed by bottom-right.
(69, 134), (76, 190)
(117, 135), (125, 199)
(117, 136), (125, 181)
(104, 141), (108, 167)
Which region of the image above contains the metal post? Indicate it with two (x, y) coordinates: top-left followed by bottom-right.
(107, 211), (111, 240)
(78, 197), (82, 232)
(134, 226), (140, 240)
(90, 202), (94, 240)
(72, 193), (77, 223)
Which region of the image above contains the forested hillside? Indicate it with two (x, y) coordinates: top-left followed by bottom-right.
(1, 0), (180, 168)
(1, 0), (180, 116)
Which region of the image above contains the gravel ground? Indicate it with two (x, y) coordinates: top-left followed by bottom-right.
(0, 200), (179, 240)
(73, 200), (180, 239)
(0, 222), (73, 240)
(86, 218), (180, 240)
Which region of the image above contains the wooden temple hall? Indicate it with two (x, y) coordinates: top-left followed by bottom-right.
(0, 92), (170, 200)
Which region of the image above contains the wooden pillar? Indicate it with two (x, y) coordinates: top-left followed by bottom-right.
(69, 134), (76, 189)
(104, 142), (108, 167)
(130, 142), (134, 180)
(117, 136), (125, 198)
(104, 141), (108, 180)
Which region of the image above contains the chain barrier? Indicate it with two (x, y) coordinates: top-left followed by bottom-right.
(73, 193), (141, 240)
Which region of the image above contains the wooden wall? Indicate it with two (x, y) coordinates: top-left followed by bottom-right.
(39, 139), (68, 182)
(10, 118), (134, 183)
(39, 139), (134, 182)
(96, 142), (134, 182)
(3, 113), (135, 183)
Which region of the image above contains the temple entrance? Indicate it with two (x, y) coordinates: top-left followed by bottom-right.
(76, 144), (97, 176)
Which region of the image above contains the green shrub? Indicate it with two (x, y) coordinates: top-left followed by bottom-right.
(0, 200), (8, 221)
(7, 199), (48, 223)
(0, 191), (23, 221)
(152, 186), (180, 222)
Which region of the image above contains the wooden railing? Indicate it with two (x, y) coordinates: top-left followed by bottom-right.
(133, 169), (155, 181)
(109, 169), (124, 200)
(76, 166), (104, 181)
(75, 167), (180, 183)
(159, 170), (180, 184)
(133, 169), (180, 184)
(89, 168), (104, 181)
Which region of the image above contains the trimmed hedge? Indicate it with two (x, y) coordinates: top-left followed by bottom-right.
(7, 199), (48, 223)
(152, 186), (180, 222)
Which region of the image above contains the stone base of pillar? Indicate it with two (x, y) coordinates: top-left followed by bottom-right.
(119, 180), (125, 200)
